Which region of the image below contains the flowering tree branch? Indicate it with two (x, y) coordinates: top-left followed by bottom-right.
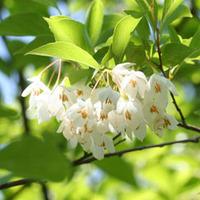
(0, 135), (199, 190)
(178, 123), (200, 133)
(73, 135), (200, 165)
(156, 27), (193, 128)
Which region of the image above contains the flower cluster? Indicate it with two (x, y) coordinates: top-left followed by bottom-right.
(22, 62), (178, 159)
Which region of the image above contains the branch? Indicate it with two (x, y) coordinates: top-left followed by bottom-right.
(178, 123), (200, 133)
(0, 38), (30, 134)
(73, 136), (200, 165)
(1, 136), (200, 189)
(40, 182), (50, 200)
(0, 179), (34, 190)
(18, 70), (30, 134)
(0, 10), (30, 134)
(156, 27), (186, 125)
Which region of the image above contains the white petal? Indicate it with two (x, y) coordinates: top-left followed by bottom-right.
(104, 135), (115, 153)
(165, 114), (178, 130)
(134, 123), (146, 141)
(37, 104), (50, 123)
(91, 143), (104, 160)
(21, 85), (33, 97)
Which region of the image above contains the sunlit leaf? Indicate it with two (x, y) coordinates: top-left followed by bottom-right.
(112, 15), (141, 63)
(45, 16), (91, 51)
(86, 0), (104, 45)
(28, 41), (99, 69)
(161, 0), (192, 32)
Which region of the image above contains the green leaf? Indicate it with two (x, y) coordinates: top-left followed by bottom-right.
(126, 43), (147, 65)
(161, 0), (192, 32)
(45, 16), (91, 51)
(97, 14), (123, 45)
(162, 43), (192, 66)
(136, 17), (150, 40)
(135, 0), (158, 30)
(86, 0), (104, 45)
(4, 0), (49, 15)
(175, 17), (199, 39)
(112, 15), (141, 63)
(0, 105), (19, 120)
(162, 0), (173, 20)
(28, 41), (99, 69)
(64, 64), (94, 84)
(0, 13), (50, 36)
(190, 28), (200, 50)
(168, 25), (181, 43)
(32, 0), (57, 7)
(0, 136), (71, 182)
(15, 36), (54, 55)
(95, 157), (136, 185)
(7, 40), (50, 70)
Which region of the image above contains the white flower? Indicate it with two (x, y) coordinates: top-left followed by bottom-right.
(69, 83), (92, 100)
(111, 63), (134, 88)
(143, 98), (165, 125)
(96, 87), (119, 112)
(21, 76), (49, 97)
(116, 97), (146, 140)
(49, 85), (75, 121)
(22, 62), (179, 160)
(57, 117), (78, 148)
(144, 74), (178, 109)
(120, 71), (147, 99)
(108, 110), (126, 134)
(150, 114), (178, 136)
(35, 92), (52, 123)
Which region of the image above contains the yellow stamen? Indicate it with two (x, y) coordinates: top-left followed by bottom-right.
(129, 79), (137, 88)
(163, 118), (171, 128)
(150, 105), (159, 114)
(59, 93), (68, 102)
(125, 110), (132, 120)
(78, 109), (88, 119)
(100, 112), (108, 120)
(105, 98), (112, 104)
(155, 82), (161, 93)
(76, 89), (83, 97)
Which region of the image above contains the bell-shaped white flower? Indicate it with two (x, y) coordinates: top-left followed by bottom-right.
(21, 76), (49, 97)
(49, 85), (76, 121)
(69, 83), (92, 100)
(116, 97), (146, 140)
(143, 98), (165, 125)
(112, 63), (134, 88)
(145, 74), (178, 109)
(150, 114), (178, 136)
(36, 92), (52, 123)
(120, 71), (147, 99)
(97, 87), (120, 112)
(108, 110), (127, 135)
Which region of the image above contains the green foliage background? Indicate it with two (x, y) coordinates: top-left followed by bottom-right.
(0, 0), (199, 199)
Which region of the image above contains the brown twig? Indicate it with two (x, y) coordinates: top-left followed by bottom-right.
(178, 123), (200, 133)
(0, 179), (34, 190)
(18, 70), (30, 134)
(156, 27), (186, 125)
(40, 182), (50, 200)
(1, 136), (200, 189)
(73, 136), (200, 165)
